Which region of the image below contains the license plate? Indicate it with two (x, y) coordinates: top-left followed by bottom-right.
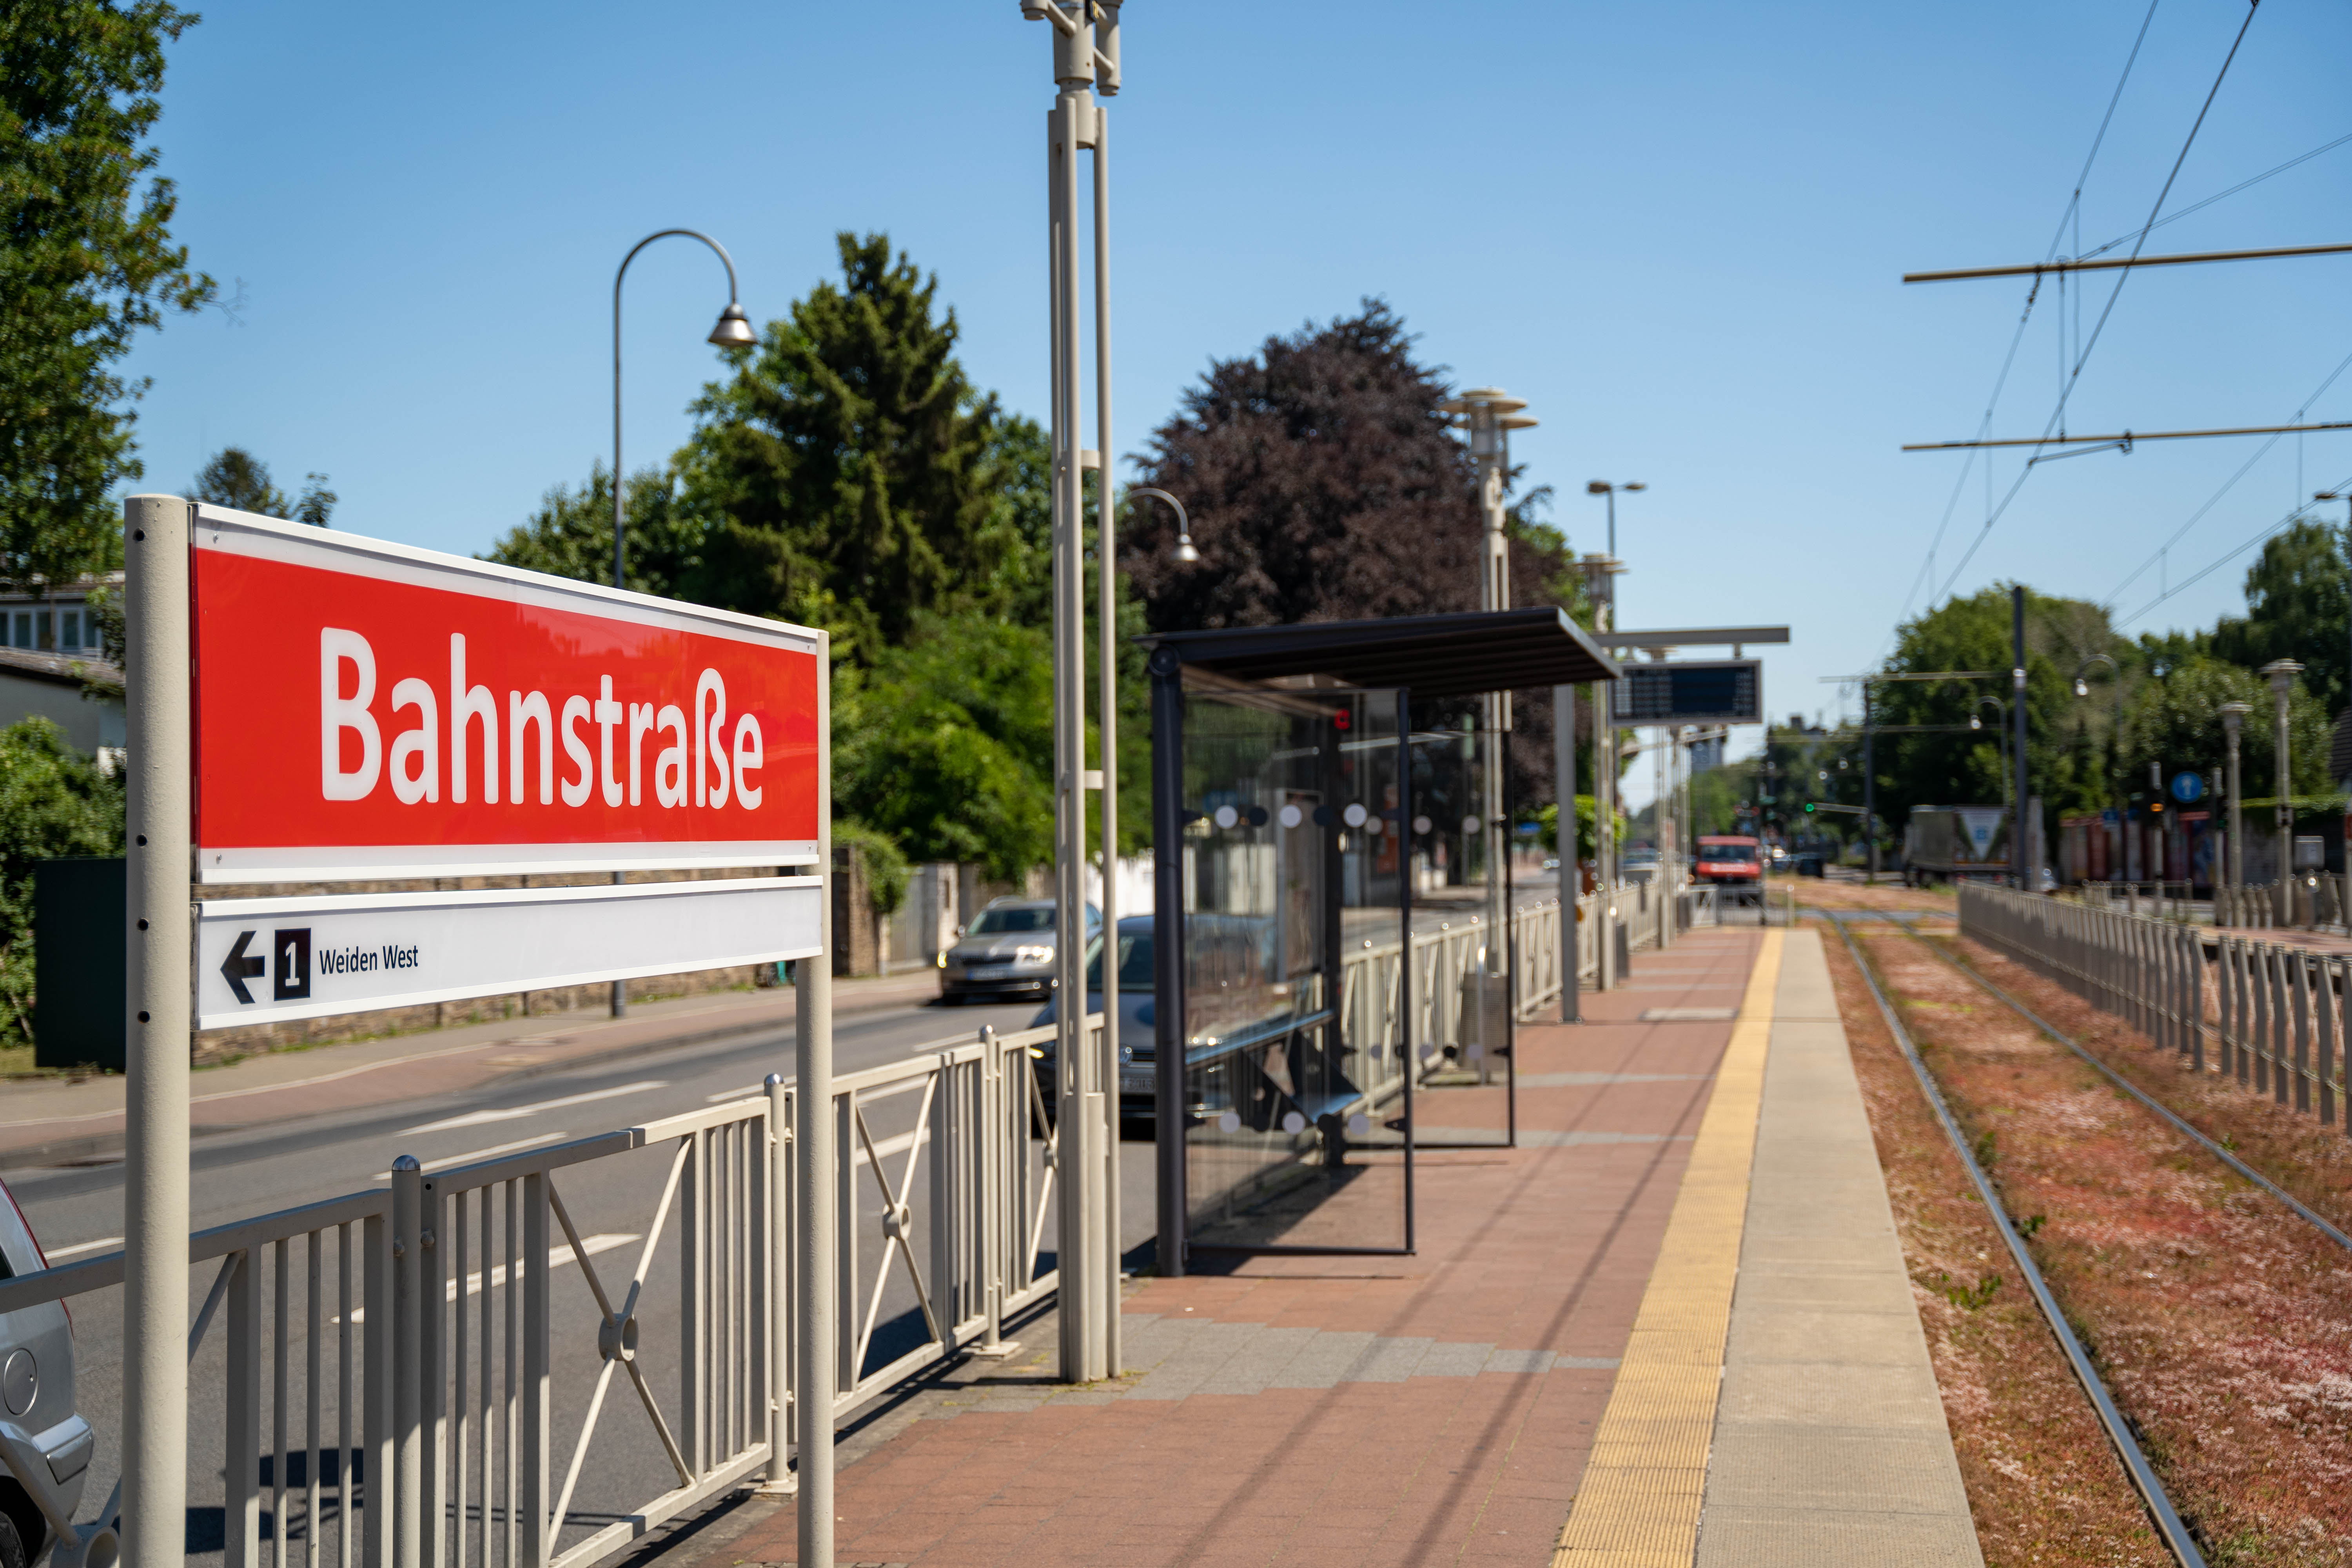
(967, 964), (1009, 978)
(1119, 1068), (1156, 1094)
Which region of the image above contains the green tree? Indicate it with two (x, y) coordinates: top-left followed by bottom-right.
(0, 717), (126, 1043)
(2119, 656), (2328, 805)
(484, 462), (703, 598)
(1, 0), (214, 590)
(1873, 585), (2132, 848)
(192, 446), (286, 516)
(2209, 519), (2352, 717)
(677, 231), (1022, 655)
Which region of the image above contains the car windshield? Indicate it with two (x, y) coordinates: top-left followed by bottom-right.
(970, 906), (1053, 935)
(1083, 929), (1155, 993)
(1700, 844), (1758, 862)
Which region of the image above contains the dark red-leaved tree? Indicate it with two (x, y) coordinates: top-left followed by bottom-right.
(1120, 298), (1587, 804)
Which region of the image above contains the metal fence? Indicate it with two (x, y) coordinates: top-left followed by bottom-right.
(0, 1016), (1087, 1568)
(1, 893), (1591, 1568)
(1959, 882), (2352, 1135)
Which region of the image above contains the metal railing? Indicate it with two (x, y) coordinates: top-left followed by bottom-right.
(1960, 882), (2352, 1134)
(3, 897), (1592, 1568)
(0, 1017), (1090, 1568)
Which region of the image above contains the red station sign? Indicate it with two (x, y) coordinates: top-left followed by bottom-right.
(189, 505), (823, 882)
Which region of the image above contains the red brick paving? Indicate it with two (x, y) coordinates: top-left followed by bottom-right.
(711, 932), (1764, 1566)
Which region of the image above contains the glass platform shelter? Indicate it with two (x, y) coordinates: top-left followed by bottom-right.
(1145, 608), (1621, 1271)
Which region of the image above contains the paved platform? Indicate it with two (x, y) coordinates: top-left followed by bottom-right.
(636, 927), (1980, 1567)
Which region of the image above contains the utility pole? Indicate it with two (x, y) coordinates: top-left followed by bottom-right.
(2012, 586), (2029, 891)
(2263, 659), (2303, 920)
(1584, 555), (1621, 988)
(1024, 0), (1120, 1387)
(1863, 683), (1876, 885)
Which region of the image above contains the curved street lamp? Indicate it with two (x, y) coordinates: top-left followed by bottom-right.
(1129, 486), (1200, 564)
(607, 229), (754, 1018)
(614, 229), (755, 594)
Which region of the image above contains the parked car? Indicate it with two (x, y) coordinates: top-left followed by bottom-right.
(936, 898), (1101, 1003)
(1621, 848), (1662, 883)
(1029, 915), (1157, 1122)
(0, 1175), (95, 1568)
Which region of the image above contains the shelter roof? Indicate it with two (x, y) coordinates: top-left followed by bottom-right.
(1143, 608), (1620, 700)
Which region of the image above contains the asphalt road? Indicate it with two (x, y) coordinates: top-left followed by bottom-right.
(11, 988), (1160, 1566)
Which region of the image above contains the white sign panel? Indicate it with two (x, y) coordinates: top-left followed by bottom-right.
(194, 877), (821, 1029)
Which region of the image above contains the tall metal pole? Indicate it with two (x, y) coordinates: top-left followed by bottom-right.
(794, 635), (836, 1567)
(1590, 559), (1619, 989)
(2012, 586), (2030, 891)
(1554, 682), (1579, 1022)
(2264, 659), (2303, 919)
(1036, 0), (1108, 1385)
(2221, 702), (2247, 898)
(1445, 389), (1526, 996)
(121, 494), (192, 1568)
(1089, 0), (1122, 1380)
(611, 228), (746, 1019)
(1863, 683), (1877, 885)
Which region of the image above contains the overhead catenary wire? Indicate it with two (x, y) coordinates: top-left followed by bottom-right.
(1888, 0), (2161, 644)
(2104, 344), (2352, 608)
(1919, 1), (2261, 611)
(2080, 128), (2352, 261)
(2116, 466), (2352, 629)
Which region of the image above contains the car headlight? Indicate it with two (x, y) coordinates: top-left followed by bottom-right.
(1013, 945), (1054, 966)
(936, 951), (947, 968)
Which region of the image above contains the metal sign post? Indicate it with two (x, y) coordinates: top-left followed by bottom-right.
(114, 497), (834, 1568)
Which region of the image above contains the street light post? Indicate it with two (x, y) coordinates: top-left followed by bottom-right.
(1972, 697), (2010, 819)
(2262, 659), (2304, 921)
(610, 229), (755, 1020)
(2073, 653), (2120, 878)
(1442, 388), (1535, 987)
(1586, 479), (1646, 558)
(1024, 0), (1121, 1388)
(2221, 701), (2249, 899)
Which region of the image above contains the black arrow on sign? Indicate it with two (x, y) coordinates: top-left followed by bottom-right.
(220, 930), (264, 1004)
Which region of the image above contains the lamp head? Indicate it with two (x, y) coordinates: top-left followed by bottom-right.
(1173, 536), (1202, 565)
(707, 303), (757, 348)
(1586, 480), (1611, 495)
(1624, 482), (1647, 492)
(1970, 716), (1982, 731)
(2075, 679), (2088, 698)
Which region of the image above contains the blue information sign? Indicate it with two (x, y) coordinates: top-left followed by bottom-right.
(2170, 771), (2205, 804)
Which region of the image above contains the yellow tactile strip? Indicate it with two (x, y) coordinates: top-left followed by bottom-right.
(1552, 931), (1782, 1568)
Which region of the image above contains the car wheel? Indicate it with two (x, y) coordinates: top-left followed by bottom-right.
(0, 1507), (27, 1568)
(941, 992), (964, 1007)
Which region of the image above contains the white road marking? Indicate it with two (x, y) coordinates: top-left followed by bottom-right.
(43, 1236), (124, 1260)
(340, 1232), (638, 1323)
(401, 1081), (667, 1135)
(373, 1131), (570, 1180)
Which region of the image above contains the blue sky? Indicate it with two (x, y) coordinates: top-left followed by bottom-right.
(120, 1), (2352, 809)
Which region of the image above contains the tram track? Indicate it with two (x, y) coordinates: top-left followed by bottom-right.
(1827, 912), (2208, 1568)
(1900, 922), (2352, 1256)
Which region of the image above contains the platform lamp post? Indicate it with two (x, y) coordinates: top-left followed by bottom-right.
(1022, 0), (1123, 1392)
(1441, 388), (1537, 993)
(2220, 702), (2249, 901)
(610, 229), (756, 1019)
(2262, 659), (2304, 920)
(2074, 654), (2121, 880)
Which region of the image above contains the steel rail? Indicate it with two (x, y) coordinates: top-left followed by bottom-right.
(1827, 913), (2208, 1568)
(1911, 925), (2352, 1252)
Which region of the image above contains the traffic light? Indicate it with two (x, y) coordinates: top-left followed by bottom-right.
(1803, 802), (1817, 814)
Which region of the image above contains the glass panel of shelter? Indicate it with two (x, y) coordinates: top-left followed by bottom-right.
(1404, 702), (1515, 1151)
(1180, 680), (1412, 1255)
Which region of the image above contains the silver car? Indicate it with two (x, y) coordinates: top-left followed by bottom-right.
(937, 898), (1100, 1004)
(0, 1176), (95, 1568)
